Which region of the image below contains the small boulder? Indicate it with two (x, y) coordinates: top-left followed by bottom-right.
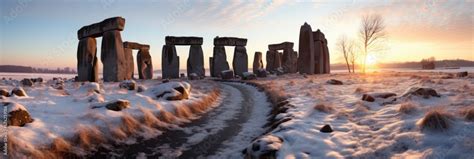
(0, 89), (9, 97)
(2, 102), (34, 126)
(105, 99), (130, 111)
(320, 124), (333, 133)
(188, 73), (200, 80)
(456, 71), (468, 78)
(362, 94), (375, 102)
(137, 85), (146, 93)
(242, 72), (257, 80)
(162, 79), (170, 83)
(327, 79), (343, 85)
(243, 135), (283, 159)
(221, 70), (234, 80)
(255, 69), (267, 78)
(402, 87), (440, 99)
(153, 82), (191, 101)
(180, 73), (186, 79)
(21, 78), (34, 87)
(362, 92), (397, 102)
(167, 86), (190, 100)
(11, 87), (27, 97)
(119, 80), (136, 90)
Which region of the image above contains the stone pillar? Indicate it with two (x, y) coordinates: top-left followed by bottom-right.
(101, 30), (127, 82)
(77, 37), (98, 82)
(253, 52), (263, 73)
(187, 45), (205, 77)
(275, 52), (282, 70)
(233, 46), (248, 77)
(266, 50), (276, 72)
(313, 41), (324, 74)
(162, 45), (179, 79)
(137, 49), (153, 79)
(123, 48), (134, 79)
(209, 57), (214, 77)
(297, 22), (315, 74)
(323, 39), (330, 74)
(282, 48), (298, 73)
(212, 46), (229, 77)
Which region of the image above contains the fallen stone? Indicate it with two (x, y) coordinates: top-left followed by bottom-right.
(255, 69), (267, 78)
(221, 70), (234, 80)
(188, 73), (200, 80)
(402, 87), (440, 99)
(0, 89), (9, 97)
(243, 135), (283, 159)
(21, 78), (33, 87)
(326, 79), (343, 85)
(457, 71), (468, 77)
(11, 87), (27, 97)
(242, 72), (257, 80)
(154, 82), (191, 101)
(105, 99), (130, 111)
(162, 79), (170, 83)
(119, 80), (136, 90)
(167, 86), (190, 100)
(320, 124), (333, 133)
(2, 102), (34, 126)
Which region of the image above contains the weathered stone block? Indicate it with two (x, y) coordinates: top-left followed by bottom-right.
(101, 30), (127, 82)
(214, 37), (247, 46)
(137, 49), (153, 79)
(165, 36), (203, 45)
(297, 22), (315, 74)
(77, 17), (125, 39)
(233, 46), (248, 77)
(123, 41), (150, 50)
(162, 45), (180, 79)
(268, 42), (294, 51)
(187, 45), (205, 77)
(77, 37), (98, 82)
(212, 46), (230, 77)
(123, 48), (134, 79)
(253, 52), (264, 74)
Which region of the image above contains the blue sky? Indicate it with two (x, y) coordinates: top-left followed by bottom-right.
(1, 0), (472, 71)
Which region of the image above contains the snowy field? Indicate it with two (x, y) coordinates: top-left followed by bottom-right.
(0, 78), (221, 158)
(247, 71), (474, 158)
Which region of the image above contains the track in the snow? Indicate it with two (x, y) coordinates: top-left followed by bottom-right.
(90, 82), (269, 159)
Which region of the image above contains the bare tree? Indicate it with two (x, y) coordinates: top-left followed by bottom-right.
(359, 14), (386, 73)
(348, 42), (357, 73)
(336, 35), (355, 73)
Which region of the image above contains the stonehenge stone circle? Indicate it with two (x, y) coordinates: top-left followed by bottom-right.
(162, 36), (205, 78)
(137, 48), (153, 79)
(253, 52), (264, 73)
(267, 42), (297, 74)
(123, 41), (151, 79)
(297, 22), (315, 74)
(162, 44), (180, 79)
(297, 23), (330, 74)
(210, 36), (248, 77)
(77, 37), (98, 82)
(77, 17), (129, 82)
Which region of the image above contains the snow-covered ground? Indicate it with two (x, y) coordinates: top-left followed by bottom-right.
(0, 78), (221, 157)
(247, 72), (474, 158)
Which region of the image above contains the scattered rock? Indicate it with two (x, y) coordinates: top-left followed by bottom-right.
(0, 89), (9, 97)
(456, 71), (468, 78)
(243, 135), (283, 159)
(162, 79), (170, 83)
(153, 82), (191, 101)
(119, 80), (136, 90)
(105, 99), (130, 111)
(255, 69), (267, 78)
(320, 124), (333, 133)
(180, 73), (186, 79)
(137, 85), (146, 92)
(362, 94), (375, 102)
(2, 102), (34, 126)
(21, 78), (34, 87)
(221, 70), (234, 80)
(11, 87), (27, 97)
(79, 82), (101, 94)
(166, 86), (190, 100)
(326, 79), (343, 85)
(188, 73), (200, 80)
(242, 72), (257, 80)
(402, 87), (440, 99)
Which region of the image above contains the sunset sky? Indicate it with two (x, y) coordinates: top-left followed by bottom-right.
(1, 0), (472, 71)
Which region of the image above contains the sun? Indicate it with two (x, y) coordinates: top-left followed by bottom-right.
(366, 54), (377, 66)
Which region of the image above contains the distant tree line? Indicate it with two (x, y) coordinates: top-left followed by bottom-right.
(421, 57), (436, 69)
(0, 65), (76, 74)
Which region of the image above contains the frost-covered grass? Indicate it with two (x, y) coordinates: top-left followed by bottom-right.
(250, 72), (474, 158)
(0, 79), (221, 158)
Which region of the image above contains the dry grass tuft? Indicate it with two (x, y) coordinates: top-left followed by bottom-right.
(159, 110), (178, 123)
(314, 104), (334, 113)
(418, 108), (454, 131)
(51, 137), (72, 154)
(398, 102), (417, 114)
(174, 105), (193, 119)
(460, 106), (474, 121)
(120, 114), (141, 135)
(76, 125), (106, 149)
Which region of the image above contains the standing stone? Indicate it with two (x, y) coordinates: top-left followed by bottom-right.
(123, 48), (134, 79)
(162, 45), (179, 79)
(266, 50), (276, 72)
(313, 40), (324, 74)
(233, 46), (248, 77)
(101, 30), (127, 82)
(137, 49), (153, 79)
(282, 48), (298, 73)
(209, 57), (214, 77)
(212, 46), (229, 77)
(187, 45), (205, 77)
(297, 22), (315, 74)
(275, 52), (282, 70)
(253, 52), (263, 73)
(323, 39), (330, 74)
(77, 37), (98, 82)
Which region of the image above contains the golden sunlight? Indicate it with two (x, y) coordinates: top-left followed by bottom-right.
(366, 54), (377, 66)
